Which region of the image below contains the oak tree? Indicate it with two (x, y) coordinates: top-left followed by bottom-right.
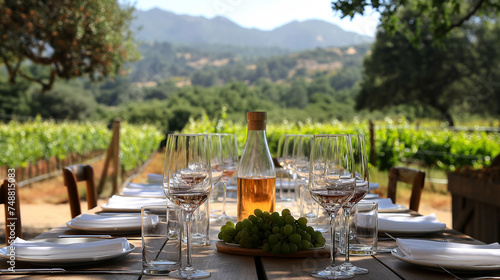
(0, 0), (139, 92)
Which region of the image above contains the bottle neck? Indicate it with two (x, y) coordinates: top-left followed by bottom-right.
(238, 128), (275, 177)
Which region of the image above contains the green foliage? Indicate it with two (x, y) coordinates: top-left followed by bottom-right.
(183, 117), (500, 172)
(357, 6), (495, 126)
(0, 0), (139, 92)
(31, 82), (97, 120)
(120, 123), (163, 171)
(331, 0), (500, 44)
(0, 119), (162, 172)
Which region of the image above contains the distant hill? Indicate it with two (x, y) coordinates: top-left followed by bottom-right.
(132, 8), (373, 50)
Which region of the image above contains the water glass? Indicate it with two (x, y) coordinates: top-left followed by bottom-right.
(339, 201), (378, 255)
(186, 200), (210, 246)
(142, 205), (181, 275)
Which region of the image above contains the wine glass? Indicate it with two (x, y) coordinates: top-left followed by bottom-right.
(215, 133), (239, 221)
(277, 134), (299, 202)
(309, 134), (356, 279)
(338, 134), (370, 274)
(163, 134), (212, 279)
(293, 134), (329, 233)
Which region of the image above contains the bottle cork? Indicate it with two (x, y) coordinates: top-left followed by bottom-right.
(247, 111), (266, 130)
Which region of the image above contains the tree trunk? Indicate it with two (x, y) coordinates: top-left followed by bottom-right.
(442, 110), (455, 127)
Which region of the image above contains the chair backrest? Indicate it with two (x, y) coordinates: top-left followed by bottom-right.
(62, 164), (98, 218)
(387, 167), (426, 212)
(0, 179), (22, 244)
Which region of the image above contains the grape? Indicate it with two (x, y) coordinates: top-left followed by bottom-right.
(235, 221), (243, 231)
(263, 224), (272, 231)
(218, 231), (224, 239)
(312, 230), (323, 239)
(262, 211), (270, 219)
(298, 217), (307, 227)
(223, 234), (233, 243)
(301, 240), (311, 249)
(242, 219), (252, 228)
(268, 234), (279, 245)
(220, 225), (227, 232)
(251, 225), (259, 234)
(301, 232), (312, 242)
(272, 226), (280, 234)
(285, 215), (295, 224)
(283, 224), (293, 235)
(281, 208), (291, 216)
(225, 221), (235, 228)
(240, 231), (249, 240)
(248, 215), (258, 224)
(289, 242), (298, 253)
(254, 208), (263, 217)
(288, 233), (302, 244)
(315, 235), (326, 246)
(277, 217), (286, 227)
(306, 226), (315, 235)
(270, 211), (280, 220)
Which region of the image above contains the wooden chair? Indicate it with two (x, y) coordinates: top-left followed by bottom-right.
(63, 164), (98, 218)
(387, 167), (426, 212)
(0, 179), (22, 244)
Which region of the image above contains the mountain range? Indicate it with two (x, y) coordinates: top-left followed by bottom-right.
(132, 8), (374, 50)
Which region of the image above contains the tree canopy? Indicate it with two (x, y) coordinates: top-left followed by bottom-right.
(331, 0), (500, 44)
(0, 0), (139, 92)
(356, 6), (500, 126)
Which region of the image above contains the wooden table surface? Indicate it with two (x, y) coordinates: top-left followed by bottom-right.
(1, 201), (500, 279)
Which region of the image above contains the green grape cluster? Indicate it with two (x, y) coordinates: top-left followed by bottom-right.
(218, 208), (326, 254)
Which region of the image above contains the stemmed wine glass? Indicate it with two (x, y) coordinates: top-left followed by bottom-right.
(309, 134), (356, 279)
(338, 134), (370, 274)
(277, 134), (299, 202)
(214, 133), (239, 221)
(163, 134), (212, 279)
(293, 134), (329, 233)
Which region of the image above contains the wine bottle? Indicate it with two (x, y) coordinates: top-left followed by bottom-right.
(237, 111), (276, 221)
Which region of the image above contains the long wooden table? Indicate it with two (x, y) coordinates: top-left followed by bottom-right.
(1, 205), (500, 279)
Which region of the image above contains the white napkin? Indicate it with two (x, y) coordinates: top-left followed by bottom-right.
(70, 214), (142, 228)
(121, 187), (165, 197)
(103, 195), (166, 210)
(396, 238), (500, 266)
(147, 173), (163, 183)
(378, 213), (446, 232)
(8, 237), (130, 259)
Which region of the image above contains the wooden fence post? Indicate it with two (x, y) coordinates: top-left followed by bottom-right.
(97, 118), (121, 196)
(369, 120), (376, 166)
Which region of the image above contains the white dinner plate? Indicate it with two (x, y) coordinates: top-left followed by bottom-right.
(369, 182), (380, 190)
(100, 202), (166, 213)
(391, 247), (500, 272)
(0, 238), (135, 266)
(67, 221), (141, 234)
(363, 193), (380, 199)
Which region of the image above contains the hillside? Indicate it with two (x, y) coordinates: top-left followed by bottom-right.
(128, 42), (371, 86)
(132, 8), (374, 50)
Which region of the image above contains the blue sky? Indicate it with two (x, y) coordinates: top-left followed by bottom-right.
(123, 0), (380, 36)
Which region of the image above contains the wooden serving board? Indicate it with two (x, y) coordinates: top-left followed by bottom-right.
(216, 241), (330, 258)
